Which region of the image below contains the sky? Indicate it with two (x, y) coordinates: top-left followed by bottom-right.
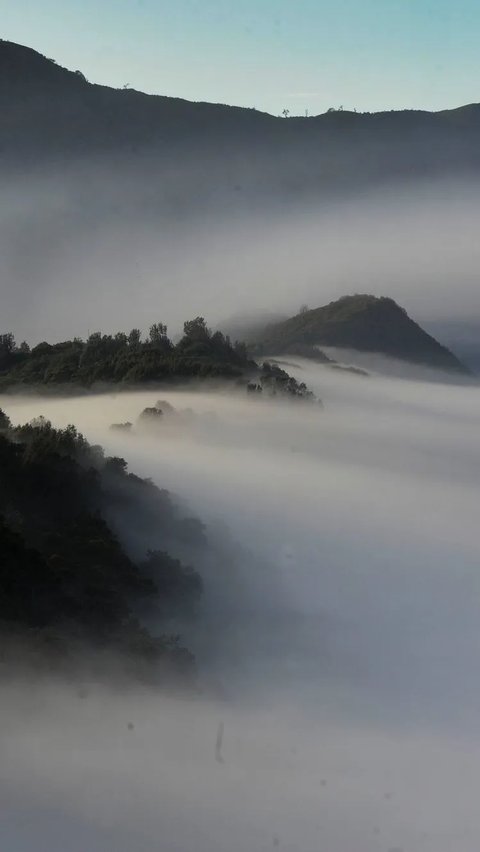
(1, 0), (479, 115)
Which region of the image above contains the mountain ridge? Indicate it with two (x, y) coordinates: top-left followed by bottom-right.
(2, 38), (480, 188)
(1, 40), (480, 119)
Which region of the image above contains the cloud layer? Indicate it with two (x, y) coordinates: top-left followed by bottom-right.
(2, 363), (480, 850)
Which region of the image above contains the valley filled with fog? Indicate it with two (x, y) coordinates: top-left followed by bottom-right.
(3, 23), (480, 852)
(2, 361), (480, 851)
(2, 171), (480, 351)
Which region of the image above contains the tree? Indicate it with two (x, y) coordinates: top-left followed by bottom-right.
(282, 108), (290, 118)
(0, 409), (11, 432)
(233, 340), (248, 360)
(128, 328), (142, 348)
(183, 317), (210, 340)
(149, 323), (168, 344)
(140, 550), (202, 613)
(0, 333), (16, 369)
(0, 333), (15, 354)
(31, 341), (52, 354)
(86, 332), (102, 345)
(19, 341), (30, 353)
(114, 332), (128, 347)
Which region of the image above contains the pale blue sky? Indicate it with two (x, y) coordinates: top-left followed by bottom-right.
(2, 0), (479, 115)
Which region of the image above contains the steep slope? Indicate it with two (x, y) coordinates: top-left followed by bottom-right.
(256, 295), (469, 373)
(0, 410), (202, 677)
(0, 40), (277, 166)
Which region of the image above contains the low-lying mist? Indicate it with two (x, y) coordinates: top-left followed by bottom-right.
(2, 364), (480, 850)
(2, 167), (480, 344)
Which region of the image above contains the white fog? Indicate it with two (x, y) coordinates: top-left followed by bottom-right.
(1, 362), (480, 851)
(2, 171), (480, 344)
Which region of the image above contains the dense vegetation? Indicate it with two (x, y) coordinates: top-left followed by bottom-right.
(248, 362), (320, 402)
(0, 318), (251, 390)
(0, 319), (323, 402)
(0, 408), (203, 679)
(253, 295), (469, 374)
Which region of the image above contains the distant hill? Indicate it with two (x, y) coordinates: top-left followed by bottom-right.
(2, 39), (480, 197)
(254, 295), (469, 374)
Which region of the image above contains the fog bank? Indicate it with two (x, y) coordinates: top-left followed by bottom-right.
(1, 365), (480, 849)
(1, 171), (480, 343)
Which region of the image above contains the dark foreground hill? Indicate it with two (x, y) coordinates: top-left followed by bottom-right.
(0, 409), (203, 680)
(254, 295), (469, 374)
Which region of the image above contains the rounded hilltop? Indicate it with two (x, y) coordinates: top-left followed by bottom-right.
(256, 294), (469, 374)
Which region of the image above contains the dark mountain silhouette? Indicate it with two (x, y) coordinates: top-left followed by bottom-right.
(2, 39), (480, 197)
(254, 295), (469, 374)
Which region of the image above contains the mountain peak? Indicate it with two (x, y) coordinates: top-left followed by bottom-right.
(258, 294), (469, 374)
(312, 294), (406, 317)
